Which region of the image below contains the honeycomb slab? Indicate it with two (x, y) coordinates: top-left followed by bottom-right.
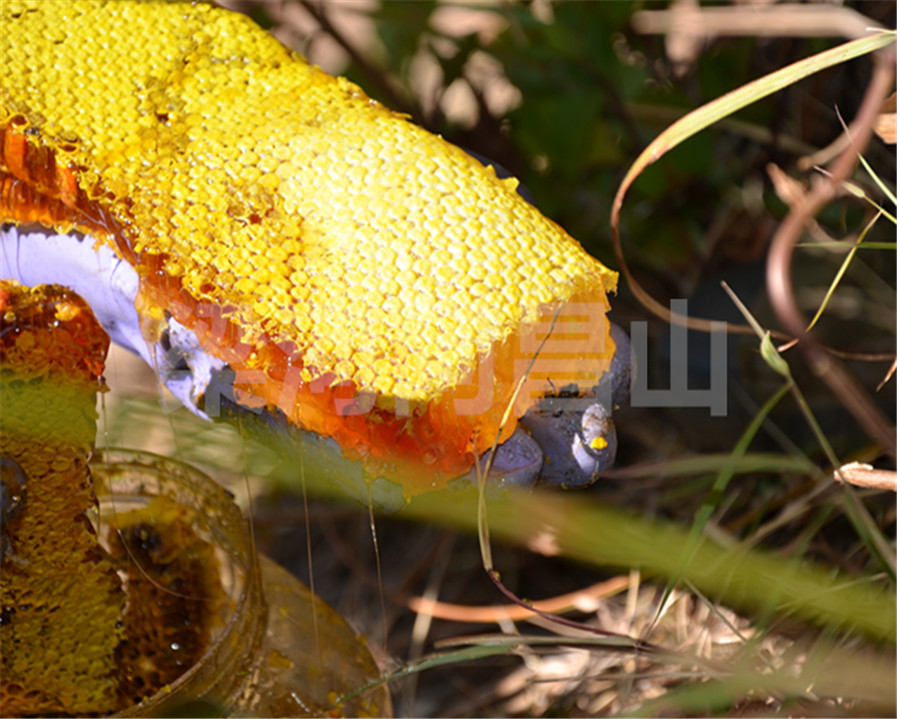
(0, 0), (617, 489)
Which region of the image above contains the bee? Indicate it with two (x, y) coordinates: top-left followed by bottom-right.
(1, 456), (27, 562)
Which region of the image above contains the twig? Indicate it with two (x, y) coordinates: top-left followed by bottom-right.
(633, 4), (884, 41)
(833, 462), (897, 492)
(296, 0), (416, 118)
(765, 48), (897, 462)
(408, 575), (631, 622)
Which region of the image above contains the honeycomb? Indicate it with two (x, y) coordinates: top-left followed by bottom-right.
(0, 0), (618, 488)
(0, 280), (229, 715)
(0, 280), (123, 716)
(109, 498), (228, 705)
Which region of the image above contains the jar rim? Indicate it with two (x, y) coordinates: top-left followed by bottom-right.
(91, 447), (268, 717)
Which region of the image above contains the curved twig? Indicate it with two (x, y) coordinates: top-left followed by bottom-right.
(766, 49), (896, 462)
(408, 575), (630, 622)
(611, 31), (895, 340)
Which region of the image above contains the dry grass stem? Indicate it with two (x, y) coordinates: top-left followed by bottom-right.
(632, 3), (885, 41)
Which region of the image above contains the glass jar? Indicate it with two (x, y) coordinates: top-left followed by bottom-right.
(90, 448), (391, 718)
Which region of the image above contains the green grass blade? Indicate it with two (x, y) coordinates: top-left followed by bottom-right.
(652, 383), (792, 635)
(607, 451), (815, 478)
(400, 487), (896, 643)
(613, 31), (895, 218)
(806, 212), (880, 332)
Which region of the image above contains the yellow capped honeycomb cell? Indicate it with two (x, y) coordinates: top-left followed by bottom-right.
(0, 281), (122, 716)
(0, 0), (618, 489)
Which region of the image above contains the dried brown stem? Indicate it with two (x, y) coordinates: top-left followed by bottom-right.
(834, 463), (897, 492)
(766, 49), (897, 462)
(408, 575), (631, 623)
(296, 0), (416, 119)
(633, 4), (885, 41)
